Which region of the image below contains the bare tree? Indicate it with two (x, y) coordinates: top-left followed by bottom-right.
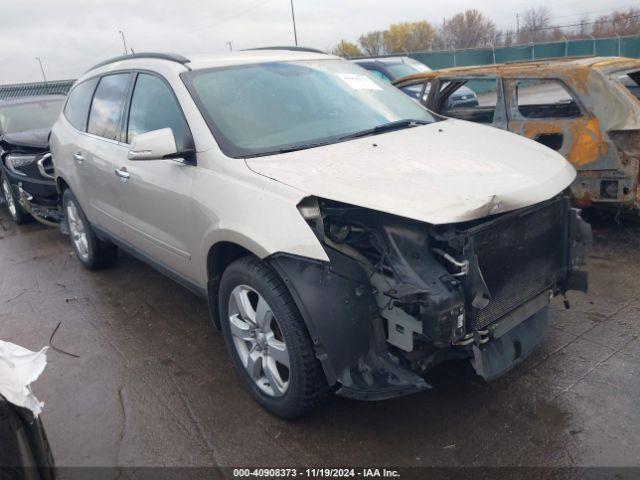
(501, 28), (516, 47)
(359, 31), (385, 56)
(593, 8), (640, 37)
(549, 27), (564, 42)
(445, 10), (496, 49)
(520, 6), (551, 42)
(577, 14), (590, 38)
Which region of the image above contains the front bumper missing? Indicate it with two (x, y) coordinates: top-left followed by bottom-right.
(274, 196), (590, 401)
(18, 184), (62, 227)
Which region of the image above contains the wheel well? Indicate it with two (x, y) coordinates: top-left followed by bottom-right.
(56, 177), (69, 199)
(206, 241), (256, 329)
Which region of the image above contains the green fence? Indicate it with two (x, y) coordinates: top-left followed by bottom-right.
(407, 34), (640, 70)
(0, 79), (74, 100)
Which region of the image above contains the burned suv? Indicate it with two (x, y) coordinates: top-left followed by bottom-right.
(50, 50), (590, 418)
(394, 57), (640, 212)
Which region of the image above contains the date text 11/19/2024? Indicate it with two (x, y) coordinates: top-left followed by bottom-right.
(232, 468), (401, 478)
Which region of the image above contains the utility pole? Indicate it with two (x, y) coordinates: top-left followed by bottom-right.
(226, 41), (234, 51)
(516, 13), (520, 38)
(290, 0), (298, 46)
(118, 30), (129, 55)
(442, 17), (446, 50)
(35, 57), (47, 85)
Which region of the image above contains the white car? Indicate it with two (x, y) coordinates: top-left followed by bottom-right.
(50, 49), (590, 417)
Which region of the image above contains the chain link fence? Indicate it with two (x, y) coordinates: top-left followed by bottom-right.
(397, 34), (640, 69)
(0, 79), (74, 100)
(2, 34), (639, 98)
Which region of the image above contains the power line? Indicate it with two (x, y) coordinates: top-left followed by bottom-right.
(132, 0), (275, 41)
(179, 0), (274, 36)
(492, 4), (639, 31)
(528, 12), (640, 33)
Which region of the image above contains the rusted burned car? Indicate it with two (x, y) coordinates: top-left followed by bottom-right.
(394, 57), (640, 211)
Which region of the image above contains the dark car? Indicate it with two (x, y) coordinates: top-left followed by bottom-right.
(0, 95), (65, 224)
(353, 56), (478, 107)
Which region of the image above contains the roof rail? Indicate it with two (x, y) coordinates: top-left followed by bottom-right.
(244, 46), (326, 54)
(87, 52), (191, 72)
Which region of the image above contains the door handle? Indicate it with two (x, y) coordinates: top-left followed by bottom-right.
(73, 152), (84, 162)
(114, 167), (130, 180)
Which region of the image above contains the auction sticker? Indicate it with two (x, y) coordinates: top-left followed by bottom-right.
(337, 73), (383, 91)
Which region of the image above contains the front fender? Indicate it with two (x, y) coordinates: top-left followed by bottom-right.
(268, 248), (377, 385)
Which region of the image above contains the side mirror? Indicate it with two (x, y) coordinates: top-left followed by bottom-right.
(128, 128), (178, 161)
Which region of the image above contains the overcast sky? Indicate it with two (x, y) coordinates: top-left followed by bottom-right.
(0, 0), (636, 84)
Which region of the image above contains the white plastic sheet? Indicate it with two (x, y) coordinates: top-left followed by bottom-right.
(0, 340), (48, 417)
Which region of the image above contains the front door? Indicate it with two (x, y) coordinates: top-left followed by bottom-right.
(113, 72), (196, 280)
(429, 77), (507, 130)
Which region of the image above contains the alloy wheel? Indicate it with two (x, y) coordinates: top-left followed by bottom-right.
(66, 200), (89, 261)
(228, 285), (291, 397)
(2, 176), (17, 218)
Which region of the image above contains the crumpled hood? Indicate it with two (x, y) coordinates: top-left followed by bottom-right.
(0, 128), (50, 150)
(246, 119), (576, 224)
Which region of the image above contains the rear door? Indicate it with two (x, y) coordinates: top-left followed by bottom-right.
(114, 72), (196, 279)
(80, 73), (132, 238)
(505, 78), (596, 165)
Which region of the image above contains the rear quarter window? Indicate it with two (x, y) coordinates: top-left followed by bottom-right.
(515, 79), (581, 119)
(616, 71), (640, 101)
(64, 78), (99, 131)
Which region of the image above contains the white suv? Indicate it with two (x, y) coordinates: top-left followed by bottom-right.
(50, 49), (590, 417)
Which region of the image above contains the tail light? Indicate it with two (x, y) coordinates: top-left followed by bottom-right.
(608, 130), (640, 166)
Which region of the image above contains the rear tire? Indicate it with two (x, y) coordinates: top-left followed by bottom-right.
(218, 256), (330, 418)
(1, 173), (30, 224)
(62, 188), (118, 270)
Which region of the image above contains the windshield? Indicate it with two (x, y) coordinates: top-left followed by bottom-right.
(183, 59), (437, 158)
(0, 98), (64, 134)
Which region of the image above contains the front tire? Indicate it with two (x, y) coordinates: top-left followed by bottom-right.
(62, 189), (118, 270)
(1, 173), (30, 224)
(218, 256), (329, 418)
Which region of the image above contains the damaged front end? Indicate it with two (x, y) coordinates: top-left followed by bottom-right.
(270, 195), (591, 400)
(0, 133), (62, 226)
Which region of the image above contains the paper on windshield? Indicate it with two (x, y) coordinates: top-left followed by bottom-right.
(337, 73), (383, 91)
(0, 340), (48, 417)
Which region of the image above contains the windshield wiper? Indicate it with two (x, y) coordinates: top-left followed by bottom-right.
(339, 119), (430, 141)
(244, 141), (333, 158)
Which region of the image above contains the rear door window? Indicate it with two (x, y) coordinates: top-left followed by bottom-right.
(87, 73), (131, 141)
(64, 78), (99, 131)
(126, 73), (191, 151)
(516, 79), (581, 119)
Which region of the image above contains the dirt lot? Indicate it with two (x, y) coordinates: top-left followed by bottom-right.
(1, 208), (639, 469)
